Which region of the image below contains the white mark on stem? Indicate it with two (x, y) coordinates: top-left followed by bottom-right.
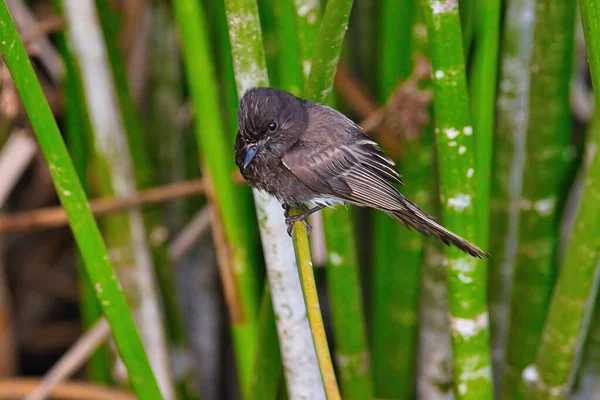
(451, 257), (476, 283)
(523, 365), (539, 382)
(463, 126), (473, 136)
(444, 127), (460, 139)
(329, 252), (343, 266)
(534, 198), (555, 216)
(458, 145), (467, 155)
(467, 168), (474, 178)
(450, 312), (489, 339)
(448, 194), (471, 211)
(430, 0), (458, 15)
(448, 141), (458, 147)
(435, 70), (445, 79)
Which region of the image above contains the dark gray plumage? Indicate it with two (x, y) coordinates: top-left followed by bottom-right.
(234, 87), (488, 258)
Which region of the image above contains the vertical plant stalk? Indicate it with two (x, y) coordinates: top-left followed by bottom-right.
(293, 0), (321, 78)
(0, 3), (162, 399)
(488, 0), (535, 392)
(173, 0), (262, 396)
(61, 1), (175, 398)
(224, 0), (326, 398)
(469, 0), (500, 251)
(501, 0), (576, 397)
(525, 2), (600, 396)
(372, 1), (421, 398)
(422, 1), (493, 399)
(413, 12), (454, 400)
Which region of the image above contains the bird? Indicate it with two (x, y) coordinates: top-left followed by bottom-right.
(234, 87), (489, 258)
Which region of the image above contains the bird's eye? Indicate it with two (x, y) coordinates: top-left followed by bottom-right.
(268, 122), (278, 132)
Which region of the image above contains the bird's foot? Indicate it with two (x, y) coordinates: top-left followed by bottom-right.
(285, 214), (312, 236)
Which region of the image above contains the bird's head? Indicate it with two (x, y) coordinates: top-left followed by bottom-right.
(235, 87), (308, 171)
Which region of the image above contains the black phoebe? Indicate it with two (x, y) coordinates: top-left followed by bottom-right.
(234, 87), (488, 258)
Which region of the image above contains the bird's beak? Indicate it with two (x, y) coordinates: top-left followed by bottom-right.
(243, 142), (264, 169)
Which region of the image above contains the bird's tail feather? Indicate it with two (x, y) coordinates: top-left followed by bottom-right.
(385, 200), (489, 259)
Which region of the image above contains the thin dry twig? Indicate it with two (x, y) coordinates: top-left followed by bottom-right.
(0, 378), (135, 400)
(23, 205), (212, 399)
(0, 129), (38, 208)
(334, 57), (433, 158)
(0, 179), (205, 232)
(24, 319), (111, 400)
(168, 207), (211, 261)
(334, 63), (402, 158)
(5, 0), (64, 83)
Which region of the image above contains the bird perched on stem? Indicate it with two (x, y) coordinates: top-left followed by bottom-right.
(234, 87), (488, 258)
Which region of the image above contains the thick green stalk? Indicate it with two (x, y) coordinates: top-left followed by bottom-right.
(501, 0), (576, 397)
(173, 0), (262, 396)
(371, 1), (420, 398)
(422, 1), (493, 398)
(302, 1), (369, 398)
(223, 0), (325, 398)
(526, 3), (600, 396)
(469, 0), (500, 252)
(274, 0), (304, 95)
(0, 4), (161, 399)
(488, 0), (535, 392)
(293, 0), (321, 78)
(304, 0), (354, 104)
(459, 0), (475, 59)
(204, 0), (242, 137)
(378, 0), (415, 99)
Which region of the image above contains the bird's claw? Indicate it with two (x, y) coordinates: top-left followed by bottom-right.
(285, 215), (312, 236)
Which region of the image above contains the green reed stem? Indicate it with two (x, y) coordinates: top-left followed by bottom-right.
(526, 2), (600, 396)
(174, 0), (264, 397)
(501, 0), (576, 397)
(0, 3), (161, 398)
(488, 0), (535, 392)
(469, 0), (500, 252)
(422, 1), (493, 398)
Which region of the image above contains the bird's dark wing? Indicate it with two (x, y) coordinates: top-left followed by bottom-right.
(281, 135), (406, 210)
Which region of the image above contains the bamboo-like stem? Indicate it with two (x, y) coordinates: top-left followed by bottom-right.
(0, 3), (162, 399)
(488, 0), (535, 392)
(61, 1), (175, 397)
(469, 0), (500, 251)
(371, 1), (419, 398)
(501, 0), (576, 397)
(524, 3), (600, 396)
(274, 0), (303, 95)
(304, 0), (353, 104)
(173, 0), (262, 396)
(224, 0), (325, 398)
(292, 0), (321, 78)
(422, 1), (493, 398)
